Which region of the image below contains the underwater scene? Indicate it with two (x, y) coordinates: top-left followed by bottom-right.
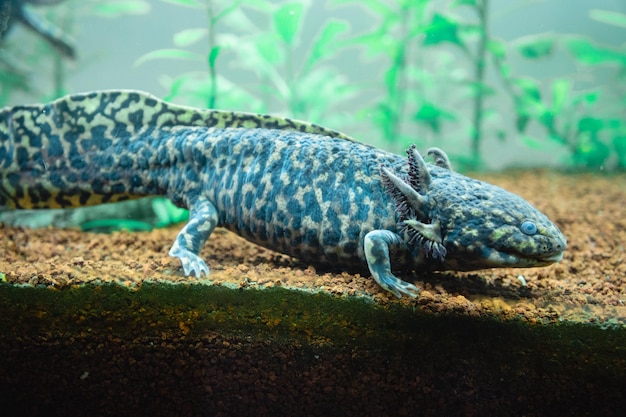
(0, 1), (625, 416)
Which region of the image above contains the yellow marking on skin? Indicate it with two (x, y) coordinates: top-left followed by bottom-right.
(0, 90), (362, 245)
(67, 194), (89, 207)
(491, 228), (508, 241)
(470, 207), (484, 217)
(491, 208), (504, 216)
(154, 109), (177, 126)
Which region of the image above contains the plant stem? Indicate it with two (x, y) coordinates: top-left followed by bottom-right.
(285, 41), (299, 117)
(206, 0), (217, 109)
(471, 0), (489, 164)
(387, 3), (410, 151)
(52, 1), (74, 98)
(53, 52), (64, 98)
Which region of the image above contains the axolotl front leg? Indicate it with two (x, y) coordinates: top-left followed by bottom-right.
(168, 196), (217, 277)
(364, 230), (419, 298)
(168, 194), (420, 298)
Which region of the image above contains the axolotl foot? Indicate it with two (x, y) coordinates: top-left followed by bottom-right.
(169, 246), (210, 277)
(168, 196), (218, 278)
(375, 272), (420, 299)
(364, 230), (419, 298)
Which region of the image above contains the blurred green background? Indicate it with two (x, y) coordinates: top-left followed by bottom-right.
(2, 0), (625, 171)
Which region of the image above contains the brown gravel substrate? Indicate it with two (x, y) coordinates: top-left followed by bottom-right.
(1, 170), (625, 324)
(1, 170), (625, 416)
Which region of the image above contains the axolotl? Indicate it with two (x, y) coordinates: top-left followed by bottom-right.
(0, 90), (567, 297)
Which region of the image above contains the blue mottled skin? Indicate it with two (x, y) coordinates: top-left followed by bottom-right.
(0, 90), (567, 297)
(155, 127), (403, 267)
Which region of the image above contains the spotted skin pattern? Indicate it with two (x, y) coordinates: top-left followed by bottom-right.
(0, 90), (567, 297)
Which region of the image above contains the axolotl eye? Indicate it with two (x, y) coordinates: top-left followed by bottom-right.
(520, 220), (538, 235)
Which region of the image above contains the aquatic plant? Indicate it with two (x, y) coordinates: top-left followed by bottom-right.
(346, 1), (624, 170)
(3, 0), (624, 171)
(0, 0), (72, 104)
(133, 1), (624, 170)
(331, 0), (498, 163)
(135, 0), (353, 124)
(0, 0), (151, 105)
(500, 9), (626, 170)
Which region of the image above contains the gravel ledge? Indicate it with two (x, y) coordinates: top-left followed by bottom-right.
(0, 281), (624, 417)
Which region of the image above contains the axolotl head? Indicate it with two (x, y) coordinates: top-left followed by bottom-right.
(381, 146), (567, 272)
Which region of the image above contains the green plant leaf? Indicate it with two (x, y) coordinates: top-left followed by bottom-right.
(551, 79), (570, 113)
(516, 34), (555, 59)
(513, 77), (541, 101)
(344, 29), (396, 58)
(255, 34), (283, 65)
(496, 62), (511, 79)
(413, 102), (456, 134)
(589, 9), (626, 29)
(208, 45), (221, 68)
(292, 66), (354, 122)
(572, 90), (601, 106)
(80, 219), (154, 233)
(164, 74), (188, 101)
(305, 19), (349, 70)
(460, 23), (482, 37)
(521, 135), (543, 150)
(512, 77), (552, 131)
(133, 49), (203, 67)
(566, 37), (626, 65)
(273, 2), (305, 46)
(213, 1), (246, 23)
(384, 66), (399, 95)
(398, 0), (430, 13)
(573, 134), (610, 168)
(368, 101), (396, 141)
(173, 28), (208, 47)
(516, 115), (530, 133)
(578, 117), (604, 133)
(464, 81), (496, 98)
(93, 0), (151, 17)
(487, 39), (506, 60)
(547, 133), (567, 146)
(152, 198), (189, 227)
(606, 118), (625, 130)
(330, 0), (395, 19)
(0, 68), (30, 95)
(539, 111), (555, 131)
(452, 0), (478, 7)
(423, 13), (462, 47)
(159, 0), (202, 8)
(454, 154), (483, 171)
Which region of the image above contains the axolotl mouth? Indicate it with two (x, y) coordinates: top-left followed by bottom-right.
(436, 215), (567, 272)
(478, 244), (565, 269)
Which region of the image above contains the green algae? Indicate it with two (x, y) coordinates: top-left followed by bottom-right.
(1, 281), (625, 415)
(1, 281), (625, 369)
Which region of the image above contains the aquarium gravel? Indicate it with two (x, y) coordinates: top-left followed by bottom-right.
(1, 170), (625, 325)
(1, 169), (625, 416)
